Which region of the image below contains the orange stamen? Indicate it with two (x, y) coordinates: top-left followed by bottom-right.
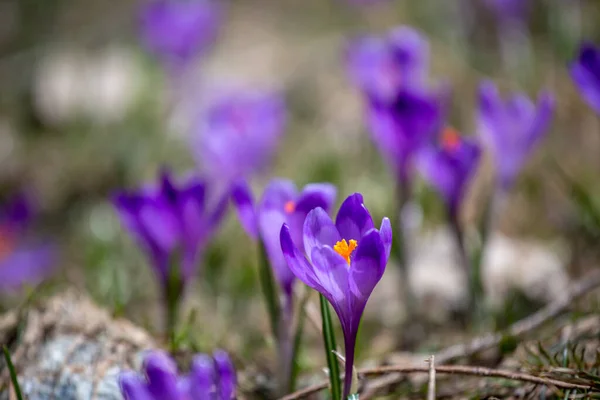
(284, 201), (295, 214)
(333, 239), (358, 265)
(441, 127), (461, 151)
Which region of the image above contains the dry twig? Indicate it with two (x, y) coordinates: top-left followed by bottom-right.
(427, 355), (435, 400)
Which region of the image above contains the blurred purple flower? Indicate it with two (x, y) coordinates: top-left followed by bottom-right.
(194, 89), (286, 186)
(113, 169), (228, 294)
(477, 80), (554, 189)
(280, 193), (391, 399)
(139, 0), (221, 68)
(570, 41), (600, 115)
(484, 0), (529, 23)
(347, 26), (429, 100)
(232, 179), (336, 303)
(120, 349), (236, 400)
(367, 89), (442, 184)
(0, 195), (57, 292)
(417, 128), (481, 217)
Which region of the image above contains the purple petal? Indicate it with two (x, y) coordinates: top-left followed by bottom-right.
(231, 180), (258, 239)
(143, 351), (180, 400)
(477, 80), (504, 150)
(295, 183), (337, 215)
(310, 245), (350, 308)
(1, 195), (32, 230)
(349, 229), (386, 302)
(213, 350), (236, 400)
(570, 42), (600, 114)
(260, 179), (297, 211)
(280, 224), (326, 294)
(388, 26), (429, 88)
(189, 354), (214, 400)
(259, 209), (295, 296)
(335, 193), (374, 241)
(303, 208), (341, 259)
(0, 244), (57, 291)
(379, 217), (392, 261)
(528, 91), (555, 147)
(119, 371), (153, 400)
(139, 0), (221, 66)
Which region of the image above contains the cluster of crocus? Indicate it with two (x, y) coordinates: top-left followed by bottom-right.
(570, 42), (600, 115)
(0, 195), (57, 292)
(120, 350), (235, 399)
(477, 80), (555, 191)
(193, 89), (287, 187)
(113, 170), (228, 339)
(281, 193), (391, 399)
(139, 0), (221, 69)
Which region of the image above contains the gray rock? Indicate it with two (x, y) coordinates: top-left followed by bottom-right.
(0, 290), (155, 400)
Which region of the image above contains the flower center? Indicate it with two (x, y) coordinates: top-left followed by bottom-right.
(333, 239), (358, 264)
(441, 127), (461, 151)
(284, 201), (295, 214)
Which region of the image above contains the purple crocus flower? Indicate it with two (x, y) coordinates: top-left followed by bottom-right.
(417, 128), (481, 217)
(280, 193), (391, 398)
(477, 80), (554, 190)
(367, 89), (442, 184)
(347, 26), (429, 100)
(232, 179), (336, 304)
(139, 0), (221, 68)
(0, 195), (57, 292)
(570, 42), (600, 115)
(194, 89), (286, 186)
(119, 349), (236, 400)
(113, 169), (228, 295)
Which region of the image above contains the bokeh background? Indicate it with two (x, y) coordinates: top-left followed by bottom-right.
(2, 0), (600, 394)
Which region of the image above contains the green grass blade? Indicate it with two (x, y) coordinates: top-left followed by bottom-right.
(3, 346), (23, 400)
(289, 291), (309, 392)
(258, 240), (281, 342)
(320, 294), (341, 400)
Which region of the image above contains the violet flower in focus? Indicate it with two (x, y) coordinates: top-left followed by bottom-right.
(119, 350), (236, 400)
(232, 179), (337, 305)
(139, 0), (221, 68)
(0, 195), (57, 292)
(347, 26), (430, 100)
(194, 89), (286, 186)
(417, 128), (481, 218)
(477, 81), (554, 190)
(280, 193), (391, 398)
(570, 42), (600, 114)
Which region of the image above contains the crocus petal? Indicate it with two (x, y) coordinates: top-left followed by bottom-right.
(214, 349), (236, 400)
(295, 183), (337, 215)
(231, 180), (258, 239)
(477, 80), (504, 150)
(335, 193), (374, 241)
(349, 229), (386, 302)
(303, 208), (341, 259)
(281, 224), (326, 294)
(143, 351), (180, 399)
(379, 217), (392, 261)
(570, 42), (600, 114)
(260, 179), (297, 211)
(310, 245), (351, 310)
(527, 91), (555, 148)
(259, 209), (295, 295)
(0, 244), (57, 291)
(388, 26), (429, 88)
(189, 354), (214, 400)
(119, 371), (153, 400)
